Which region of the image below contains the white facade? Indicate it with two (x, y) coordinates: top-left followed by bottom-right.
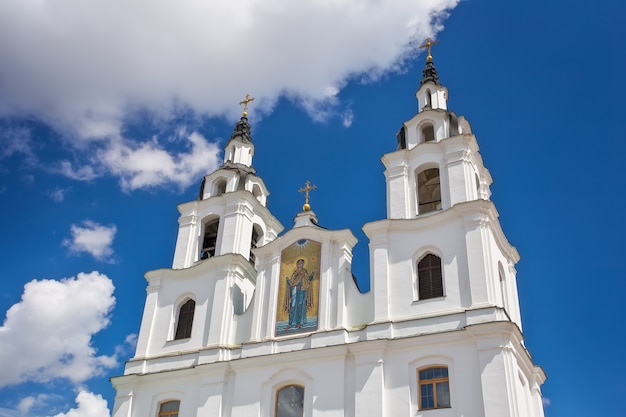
(111, 61), (546, 417)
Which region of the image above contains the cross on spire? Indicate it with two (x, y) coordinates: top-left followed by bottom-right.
(419, 38), (439, 61)
(298, 180), (317, 211)
(239, 94), (255, 117)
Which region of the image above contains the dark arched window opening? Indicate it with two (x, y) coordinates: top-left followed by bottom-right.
(249, 225), (262, 263)
(418, 367), (450, 409)
(418, 254), (443, 300)
(215, 179), (227, 196)
(201, 219), (220, 259)
(417, 168), (441, 214)
(425, 89), (432, 109)
(174, 299), (195, 340)
(158, 400), (180, 417)
(422, 124), (435, 142)
(275, 385), (304, 417)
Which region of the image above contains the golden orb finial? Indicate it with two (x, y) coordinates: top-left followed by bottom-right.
(239, 94), (255, 117)
(298, 180), (317, 212)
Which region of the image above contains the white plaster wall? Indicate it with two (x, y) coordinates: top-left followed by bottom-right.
(113, 323), (543, 417)
(364, 201), (517, 324)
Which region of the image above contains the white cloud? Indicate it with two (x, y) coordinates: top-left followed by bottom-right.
(0, 272), (116, 387)
(51, 391), (110, 417)
(342, 109), (354, 128)
(0, 127), (33, 160)
(59, 162), (99, 182)
(16, 397), (35, 414)
(116, 333), (138, 356)
(63, 221), (117, 261)
(542, 397), (551, 407)
(48, 187), (71, 203)
(0, 0), (458, 133)
(99, 131), (221, 191)
(0, 0), (459, 190)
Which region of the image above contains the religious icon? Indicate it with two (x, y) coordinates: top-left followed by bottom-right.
(275, 239), (321, 336)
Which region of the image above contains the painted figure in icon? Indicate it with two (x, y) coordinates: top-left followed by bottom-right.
(284, 259), (315, 328)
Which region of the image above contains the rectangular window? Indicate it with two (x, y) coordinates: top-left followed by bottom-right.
(158, 400), (180, 417)
(418, 367), (450, 410)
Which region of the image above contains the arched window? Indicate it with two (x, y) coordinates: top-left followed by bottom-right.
(418, 367), (450, 410)
(158, 400), (180, 417)
(249, 224), (263, 263)
(252, 184), (263, 203)
(174, 299), (195, 340)
(200, 219), (220, 259)
(215, 179), (227, 196)
(275, 385), (304, 417)
(418, 254), (443, 300)
(421, 123), (435, 142)
(417, 168), (441, 214)
(425, 89), (432, 109)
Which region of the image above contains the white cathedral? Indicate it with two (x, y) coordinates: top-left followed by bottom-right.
(110, 48), (546, 417)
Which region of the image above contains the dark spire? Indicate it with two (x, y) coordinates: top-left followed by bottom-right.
(420, 59), (441, 87)
(229, 116), (252, 143)
(418, 38), (441, 87)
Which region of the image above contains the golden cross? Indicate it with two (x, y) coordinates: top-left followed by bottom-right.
(298, 180), (317, 210)
(419, 38), (439, 61)
(239, 94), (255, 116)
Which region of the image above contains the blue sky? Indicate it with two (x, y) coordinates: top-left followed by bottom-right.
(0, 0), (624, 416)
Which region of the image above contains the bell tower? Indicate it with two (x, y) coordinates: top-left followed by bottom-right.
(363, 40), (544, 416)
(172, 96), (282, 270)
(130, 99), (284, 367)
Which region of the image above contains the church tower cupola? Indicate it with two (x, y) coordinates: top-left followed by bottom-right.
(223, 94), (255, 168)
(171, 96), (283, 269)
(415, 38), (448, 112)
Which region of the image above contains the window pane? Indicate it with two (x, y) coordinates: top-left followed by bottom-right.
(276, 385), (304, 417)
(418, 254), (443, 300)
(160, 401), (179, 412)
(436, 382), (450, 407)
(420, 384), (434, 409)
(159, 400), (180, 417)
(175, 299), (195, 340)
(421, 368), (434, 380)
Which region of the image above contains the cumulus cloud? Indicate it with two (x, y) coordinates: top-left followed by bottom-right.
(63, 221), (117, 261)
(0, 0), (458, 136)
(99, 131), (221, 191)
(51, 391), (110, 417)
(14, 393), (61, 415)
(0, 272), (116, 387)
(0, 0), (458, 190)
(16, 397), (35, 414)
